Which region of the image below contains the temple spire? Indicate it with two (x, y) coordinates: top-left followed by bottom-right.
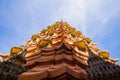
(0, 21), (120, 80)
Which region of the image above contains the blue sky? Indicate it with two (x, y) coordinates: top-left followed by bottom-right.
(0, 0), (120, 64)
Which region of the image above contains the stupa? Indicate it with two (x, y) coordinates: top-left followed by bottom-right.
(0, 21), (120, 80)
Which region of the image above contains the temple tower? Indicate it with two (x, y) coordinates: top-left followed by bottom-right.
(0, 21), (120, 80)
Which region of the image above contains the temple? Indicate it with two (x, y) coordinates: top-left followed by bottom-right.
(0, 21), (120, 80)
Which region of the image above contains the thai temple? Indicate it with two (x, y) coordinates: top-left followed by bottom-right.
(0, 21), (120, 80)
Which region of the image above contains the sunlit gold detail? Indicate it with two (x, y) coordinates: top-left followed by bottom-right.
(71, 27), (76, 31)
(10, 47), (23, 56)
(74, 41), (87, 52)
(64, 22), (71, 28)
(52, 22), (59, 30)
(98, 51), (109, 59)
(70, 31), (77, 37)
(84, 37), (91, 44)
(41, 29), (48, 33)
(38, 40), (50, 48)
(47, 26), (52, 29)
(76, 31), (82, 35)
(31, 34), (40, 41)
(47, 30), (56, 36)
(0, 54), (10, 61)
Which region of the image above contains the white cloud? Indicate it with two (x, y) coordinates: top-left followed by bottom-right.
(3, 0), (120, 41)
(0, 0), (120, 58)
(50, 0), (120, 40)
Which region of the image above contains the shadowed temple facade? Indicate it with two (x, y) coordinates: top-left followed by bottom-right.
(0, 21), (120, 80)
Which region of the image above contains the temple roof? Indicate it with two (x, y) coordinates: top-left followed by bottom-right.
(0, 21), (118, 63)
(0, 21), (120, 80)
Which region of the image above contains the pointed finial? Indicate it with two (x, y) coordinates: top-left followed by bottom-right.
(60, 19), (64, 29)
(61, 19), (63, 23)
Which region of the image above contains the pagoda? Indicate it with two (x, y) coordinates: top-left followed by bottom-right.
(0, 21), (120, 80)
